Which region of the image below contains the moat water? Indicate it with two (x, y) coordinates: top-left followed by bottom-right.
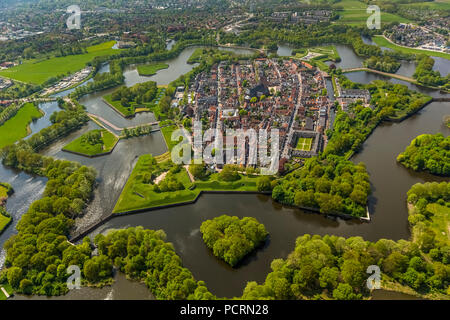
(1, 43), (449, 299)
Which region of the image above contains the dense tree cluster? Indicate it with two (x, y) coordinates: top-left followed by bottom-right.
(413, 55), (450, 89)
(273, 155), (370, 217)
(397, 133), (449, 176)
(219, 165), (241, 182)
(94, 227), (215, 299)
(363, 55), (401, 73)
(326, 103), (378, 157)
(2, 102), (89, 173)
(111, 81), (158, 105)
(200, 215), (268, 267)
(0, 155), (96, 295)
(122, 125), (154, 138)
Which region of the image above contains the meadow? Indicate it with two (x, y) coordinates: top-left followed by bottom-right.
(0, 103), (42, 149)
(333, 0), (410, 26)
(137, 63), (169, 76)
(0, 41), (119, 85)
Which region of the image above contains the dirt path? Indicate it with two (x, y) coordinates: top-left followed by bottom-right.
(154, 171), (168, 184)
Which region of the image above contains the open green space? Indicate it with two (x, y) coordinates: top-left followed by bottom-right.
(0, 41), (119, 85)
(0, 103), (42, 149)
(0, 185), (8, 198)
(333, 0), (410, 26)
(103, 94), (136, 117)
(161, 124), (181, 151)
(113, 155), (260, 213)
(307, 45), (341, 72)
(426, 203), (450, 244)
(137, 63), (169, 76)
(296, 137), (313, 151)
(62, 129), (119, 157)
(0, 213), (11, 235)
(372, 35), (450, 60)
(400, 0), (450, 11)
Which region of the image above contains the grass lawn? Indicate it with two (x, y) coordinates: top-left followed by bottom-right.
(0, 185), (8, 198)
(113, 155), (260, 213)
(0, 283), (13, 300)
(333, 0), (410, 26)
(372, 35), (450, 60)
(161, 124), (182, 151)
(400, 1), (450, 11)
(0, 213), (11, 235)
(426, 203), (450, 244)
(62, 129), (119, 157)
(187, 48), (205, 64)
(0, 41), (119, 85)
(296, 137), (313, 151)
(0, 103), (42, 149)
(103, 94), (135, 117)
(137, 63), (169, 76)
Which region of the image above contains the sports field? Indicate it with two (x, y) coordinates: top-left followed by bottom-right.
(296, 137), (313, 151)
(0, 41), (119, 85)
(333, 0), (410, 26)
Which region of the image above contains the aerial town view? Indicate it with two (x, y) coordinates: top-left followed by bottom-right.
(0, 0), (449, 313)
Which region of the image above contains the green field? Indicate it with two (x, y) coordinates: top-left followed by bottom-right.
(296, 137), (313, 151)
(372, 35), (450, 60)
(113, 155), (259, 213)
(333, 0), (410, 26)
(0, 185), (8, 198)
(0, 41), (119, 85)
(62, 129), (119, 157)
(0, 213), (11, 235)
(400, 0), (450, 11)
(426, 203), (450, 244)
(137, 63), (169, 76)
(0, 103), (42, 149)
(103, 94), (135, 117)
(161, 124), (182, 151)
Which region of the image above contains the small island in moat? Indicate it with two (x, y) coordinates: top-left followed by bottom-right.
(0, 182), (14, 235)
(137, 63), (169, 76)
(62, 129), (119, 157)
(397, 133), (449, 176)
(200, 215), (269, 267)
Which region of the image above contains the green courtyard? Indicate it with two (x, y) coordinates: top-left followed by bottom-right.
(296, 137), (313, 152)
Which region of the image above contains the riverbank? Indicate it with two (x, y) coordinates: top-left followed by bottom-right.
(373, 35), (450, 60)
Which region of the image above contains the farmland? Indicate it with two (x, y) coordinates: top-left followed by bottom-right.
(333, 0), (410, 26)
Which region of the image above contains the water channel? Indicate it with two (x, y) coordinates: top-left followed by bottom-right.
(2, 42), (449, 299)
